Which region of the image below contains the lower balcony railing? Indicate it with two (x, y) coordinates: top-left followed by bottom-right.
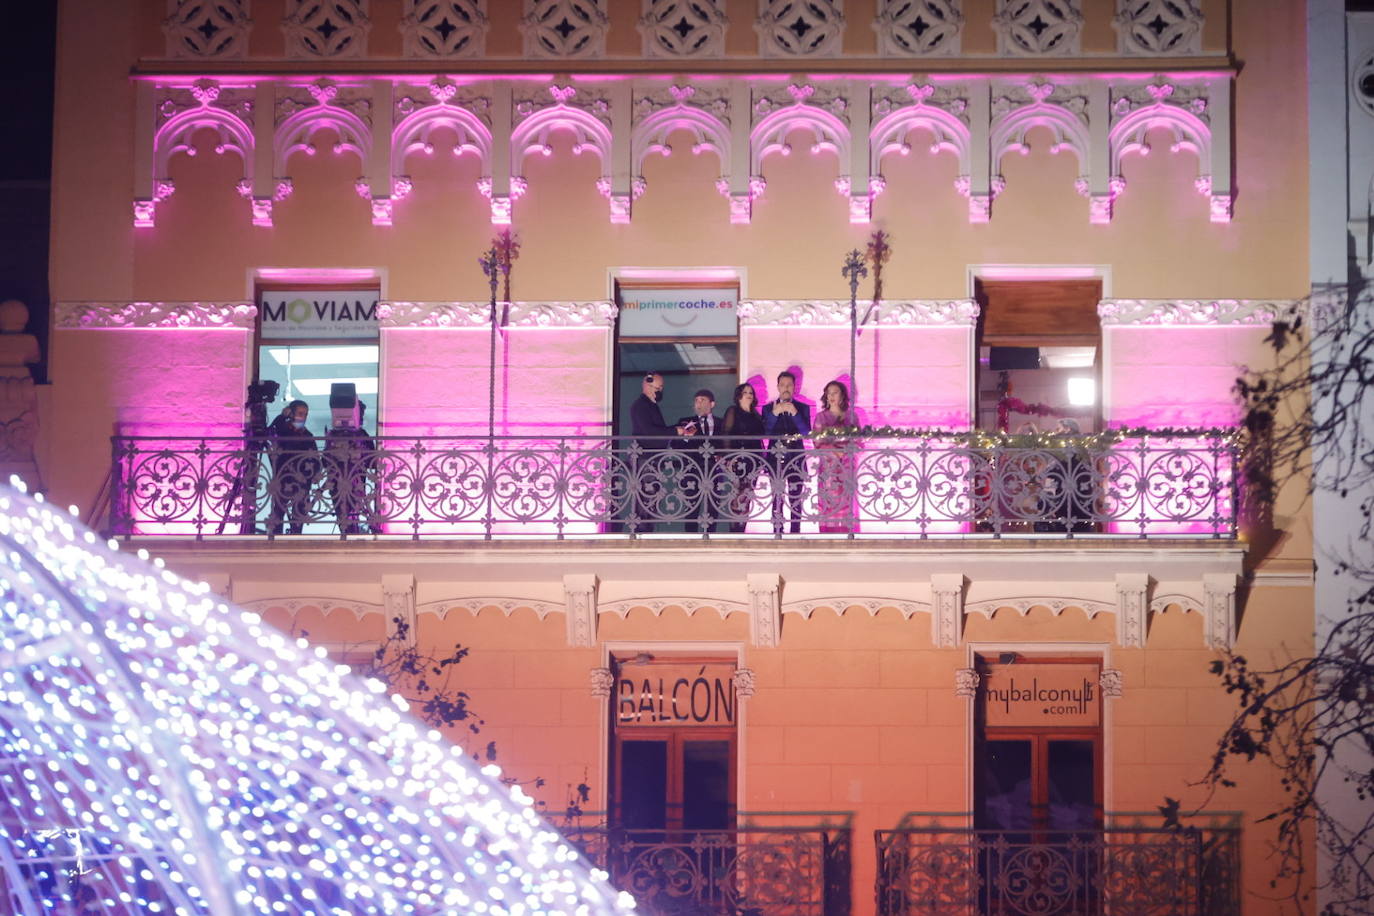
(108, 432), (1238, 539)
(561, 813), (852, 916)
(874, 815), (1241, 916)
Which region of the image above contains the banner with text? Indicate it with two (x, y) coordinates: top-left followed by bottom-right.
(616, 663), (736, 727)
(259, 289), (380, 341)
(618, 287), (739, 338)
(981, 664), (1100, 728)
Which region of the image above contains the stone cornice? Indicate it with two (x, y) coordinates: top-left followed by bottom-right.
(378, 300), (617, 328)
(739, 298), (979, 327)
(1097, 298), (1304, 326)
(54, 301), (257, 330)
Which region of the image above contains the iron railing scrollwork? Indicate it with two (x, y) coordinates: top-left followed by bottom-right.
(561, 815), (852, 916)
(107, 432), (1238, 539)
(874, 816), (1241, 916)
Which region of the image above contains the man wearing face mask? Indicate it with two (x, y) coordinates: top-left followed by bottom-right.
(628, 372), (692, 532)
(266, 399), (320, 535)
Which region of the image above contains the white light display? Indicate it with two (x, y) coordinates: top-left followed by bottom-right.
(0, 480), (636, 916)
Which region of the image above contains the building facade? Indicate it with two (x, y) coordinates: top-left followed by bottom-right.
(40, 1), (1320, 913)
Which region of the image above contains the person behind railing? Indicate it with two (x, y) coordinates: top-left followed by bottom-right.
(762, 370), (811, 534)
(720, 382), (765, 533)
(814, 380), (858, 533)
(628, 372), (694, 532)
(325, 398), (378, 535)
(265, 399), (319, 535)
(675, 388), (721, 533)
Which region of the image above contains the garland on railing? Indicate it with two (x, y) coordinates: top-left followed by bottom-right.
(805, 425), (1245, 449)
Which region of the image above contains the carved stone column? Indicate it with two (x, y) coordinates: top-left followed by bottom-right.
(1114, 572), (1150, 648)
(381, 573), (417, 646)
(954, 668), (980, 697)
(746, 573), (782, 648)
(564, 574), (599, 648)
(1202, 573), (1238, 650)
(1099, 668), (1124, 698)
(930, 574), (965, 648)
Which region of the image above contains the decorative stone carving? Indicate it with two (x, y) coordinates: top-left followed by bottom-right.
(237, 597), (385, 623)
(142, 80), (256, 227)
(589, 667), (614, 698)
(756, 0), (845, 57)
(738, 299), (979, 327)
(381, 574), (417, 646)
(511, 84), (617, 220)
(416, 597), (562, 620)
(783, 597), (928, 619)
(521, 0), (610, 58)
(1115, 572), (1150, 649)
(747, 573), (782, 648)
(1113, 0), (1203, 56)
(163, 0), (252, 58)
(639, 0), (728, 57)
(273, 81), (373, 223)
(1108, 78), (1225, 220)
(1202, 573), (1237, 651)
(873, 0), (962, 56)
(283, 0), (371, 58)
(1076, 175), (1126, 224)
(563, 574), (598, 648)
(377, 300), (617, 328)
(990, 81), (1091, 201)
(0, 301), (42, 492)
(992, 0), (1083, 56)
(930, 574), (965, 649)
(954, 667), (980, 697)
(1099, 668), (1124, 698)
(1097, 298), (1304, 326)
(400, 0), (488, 57)
(732, 667), (757, 699)
(964, 596), (1115, 618)
(54, 301), (257, 330)
(598, 598), (749, 618)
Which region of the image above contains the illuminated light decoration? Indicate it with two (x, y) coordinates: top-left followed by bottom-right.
(0, 481), (637, 916)
(1066, 377), (1096, 406)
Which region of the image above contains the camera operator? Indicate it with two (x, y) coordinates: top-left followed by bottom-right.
(323, 386), (378, 535)
(265, 399), (319, 535)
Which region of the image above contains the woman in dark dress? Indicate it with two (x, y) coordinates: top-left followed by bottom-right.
(721, 382), (765, 533)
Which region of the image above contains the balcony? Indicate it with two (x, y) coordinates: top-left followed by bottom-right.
(561, 813), (852, 916)
(106, 432), (1238, 541)
(874, 814), (1240, 916)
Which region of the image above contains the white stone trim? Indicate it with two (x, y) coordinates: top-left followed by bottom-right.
(639, 0), (727, 57)
(746, 573), (782, 647)
(1099, 668), (1124, 697)
(1097, 298), (1303, 326)
(1112, 0), (1203, 56)
(400, 0), (488, 58)
(738, 298), (978, 327)
(755, 0), (845, 57)
(54, 301), (257, 330)
(415, 597), (563, 620)
(782, 597), (929, 619)
(377, 300), (617, 328)
(598, 597), (750, 619)
(992, 0), (1083, 57)
(965, 596), (1115, 618)
(163, 0), (251, 59)
(1114, 572), (1150, 648)
(954, 667), (979, 697)
(238, 596), (384, 623)
(381, 573), (417, 646)
(564, 573), (598, 648)
(873, 0), (962, 57)
(931, 573), (966, 648)
(589, 666), (614, 697)
(1202, 572), (1237, 650)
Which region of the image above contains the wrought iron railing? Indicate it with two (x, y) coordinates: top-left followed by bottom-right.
(874, 813), (1241, 916)
(561, 812), (852, 916)
(107, 432), (1238, 539)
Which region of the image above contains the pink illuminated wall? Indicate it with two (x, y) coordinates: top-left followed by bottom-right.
(51, 327), (249, 519)
(1104, 325), (1272, 428)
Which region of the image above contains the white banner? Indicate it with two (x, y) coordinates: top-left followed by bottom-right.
(259, 290), (380, 340)
(618, 287), (738, 337)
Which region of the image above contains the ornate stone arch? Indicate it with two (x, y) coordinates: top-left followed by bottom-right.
(631, 100), (731, 191)
(273, 103), (372, 185)
(748, 97), (851, 216)
(1109, 98), (1214, 217)
(870, 100), (972, 209)
(146, 97), (256, 227)
(509, 90), (615, 219)
(989, 97), (1091, 182)
(391, 101), (493, 200)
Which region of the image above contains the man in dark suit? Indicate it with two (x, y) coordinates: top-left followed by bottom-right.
(676, 388), (721, 532)
(762, 370), (811, 534)
(628, 372), (691, 531)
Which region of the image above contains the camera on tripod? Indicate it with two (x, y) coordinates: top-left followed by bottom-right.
(245, 379), (281, 435)
(329, 382), (360, 430)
